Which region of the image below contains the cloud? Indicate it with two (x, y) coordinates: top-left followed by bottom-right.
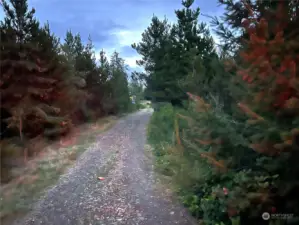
(111, 30), (142, 47)
(48, 18), (124, 48)
(3, 0), (224, 73)
(119, 45), (137, 57)
(94, 47), (139, 69)
(124, 56), (140, 68)
(109, 29), (146, 69)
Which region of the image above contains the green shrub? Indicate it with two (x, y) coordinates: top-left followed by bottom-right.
(147, 103), (176, 152)
(148, 93), (279, 225)
(151, 102), (170, 112)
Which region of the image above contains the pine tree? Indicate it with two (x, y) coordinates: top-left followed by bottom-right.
(172, 0), (218, 101)
(109, 51), (131, 113)
(133, 0), (217, 107)
(61, 30), (76, 69)
(61, 31), (93, 71)
(35, 22), (60, 57)
(129, 79), (144, 107)
(84, 49), (109, 117)
(173, 0), (214, 53)
(1, 0), (39, 44)
(89, 49), (112, 115)
(0, 0), (72, 142)
(212, 0), (299, 55)
(176, 1), (299, 224)
(132, 16), (172, 103)
(230, 2), (299, 220)
(83, 35), (97, 70)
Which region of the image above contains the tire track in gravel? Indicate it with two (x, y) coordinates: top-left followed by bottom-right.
(16, 109), (197, 225)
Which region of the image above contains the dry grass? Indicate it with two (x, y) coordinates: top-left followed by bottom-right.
(0, 116), (118, 224)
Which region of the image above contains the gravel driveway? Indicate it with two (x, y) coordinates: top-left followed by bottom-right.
(17, 109), (196, 225)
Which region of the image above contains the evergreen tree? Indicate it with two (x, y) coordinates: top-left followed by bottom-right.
(85, 49), (109, 116)
(82, 35), (97, 71)
(1, 0), (39, 44)
(132, 16), (171, 103)
(98, 49), (110, 83)
(73, 33), (85, 72)
(172, 0), (217, 101)
(174, 2), (299, 224)
(0, 0), (134, 184)
(0, 0), (72, 142)
(61, 30), (76, 68)
(61, 31), (94, 73)
(34, 22), (60, 58)
(109, 51), (131, 113)
(212, 0), (299, 55)
(99, 49), (109, 69)
(129, 79), (144, 106)
(133, 0), (217, 106)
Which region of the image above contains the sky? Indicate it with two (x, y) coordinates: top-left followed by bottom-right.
(0, 0), (224, 73)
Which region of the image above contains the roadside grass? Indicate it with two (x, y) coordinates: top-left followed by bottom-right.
(146, 104), (202, 214)
(0, 116), (118, 225)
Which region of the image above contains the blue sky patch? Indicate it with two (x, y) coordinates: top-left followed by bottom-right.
(1, 0), (224, 72)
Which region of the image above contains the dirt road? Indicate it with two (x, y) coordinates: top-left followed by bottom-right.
(16, 109), (196, 225)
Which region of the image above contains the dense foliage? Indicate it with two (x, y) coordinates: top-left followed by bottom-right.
(132, 0), (216, 106)
(0, 0), (135, 182)
(143, 0), (299, 224)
